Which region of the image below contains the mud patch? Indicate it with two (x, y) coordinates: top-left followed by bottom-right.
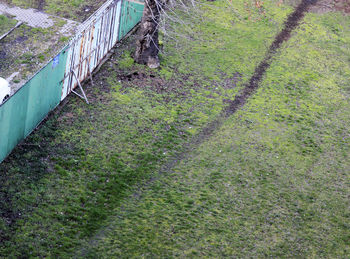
(0, 50), (7, 71)
(76, 3), (105, 23)
(290, 0), (350, 14)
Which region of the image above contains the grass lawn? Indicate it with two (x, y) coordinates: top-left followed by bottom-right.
(81, 6), (350, 257)
(0, 0), (349, 257)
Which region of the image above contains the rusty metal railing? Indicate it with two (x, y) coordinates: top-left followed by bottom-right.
(61, 0), (123, 101)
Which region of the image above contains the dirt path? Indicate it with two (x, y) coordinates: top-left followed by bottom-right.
(78, 0), (320, 255)
(227, 0), (319, 114)
(160, 0), (319, 180)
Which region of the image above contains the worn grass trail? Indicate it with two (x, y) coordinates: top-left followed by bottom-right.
(78, 1), (350, 258)
(226, 0), (318, 115)
(154, 0), (319, 188)
(0, 0), (349, 257)
(0, 0), (292, 256)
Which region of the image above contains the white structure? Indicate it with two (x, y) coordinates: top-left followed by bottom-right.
(0, 77), (10, 105)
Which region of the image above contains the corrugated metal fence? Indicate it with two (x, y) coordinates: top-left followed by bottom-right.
(0, 0), (144, 163)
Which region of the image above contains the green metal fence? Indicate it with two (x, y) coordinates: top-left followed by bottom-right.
(119, 0), (144, 39)
(0, 0), (144, 163)
(0, 47), (68, 161)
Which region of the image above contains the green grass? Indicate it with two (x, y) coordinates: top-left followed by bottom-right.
(0, 0), (349, 257)
(0, 15), (17, 36)
(0, 22), (67, 80)
(78, 8), (350, 258)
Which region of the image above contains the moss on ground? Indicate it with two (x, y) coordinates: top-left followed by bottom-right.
(78, 8), (350, 259)
(0, 0), (349, 257)
(0, 17), (72, 87)
(0, 14), (17, 35)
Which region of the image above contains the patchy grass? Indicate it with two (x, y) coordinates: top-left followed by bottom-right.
(78, 7), (350, 259)
(0, 14), (17, 35)
(0, 18), (73, 91)
(0, 0), (349, 257)
(0, 1), (78, 87)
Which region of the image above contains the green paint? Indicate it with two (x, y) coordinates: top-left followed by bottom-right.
(119, 0), (144, 40)
(0, 47), (68, 162)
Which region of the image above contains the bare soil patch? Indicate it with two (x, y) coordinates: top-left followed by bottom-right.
(305, 0), (349, 14)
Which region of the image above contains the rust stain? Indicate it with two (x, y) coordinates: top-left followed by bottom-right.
(61, 0), (124, 99)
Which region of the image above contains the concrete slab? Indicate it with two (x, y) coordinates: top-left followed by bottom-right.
(0, 2), (54, 28)
(0, 2), (80, 35)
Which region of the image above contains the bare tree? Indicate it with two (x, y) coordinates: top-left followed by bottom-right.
(134, 0), (163, 68)
(134, 0), (220, 68)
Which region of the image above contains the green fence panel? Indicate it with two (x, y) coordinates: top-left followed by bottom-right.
(0, 47), (68, 163)
(119, 0), (144, 40)
(0, 86), (29, 161)
(24, 49), (68, 135)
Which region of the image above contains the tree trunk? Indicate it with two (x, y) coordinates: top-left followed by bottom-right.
(134, 0), (161, 68)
